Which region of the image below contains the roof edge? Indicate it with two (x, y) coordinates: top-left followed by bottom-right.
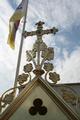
(0, 77), (80, 120)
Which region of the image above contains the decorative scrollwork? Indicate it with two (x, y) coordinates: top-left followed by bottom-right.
(24, 63), (33, 73)
(17, 73), (29, 85)
(43, 63), (54, 72)
(33, 40), (47, 52)
(2, 92), (14, 104)
(22, 38), (60, 84)
(0, 89), (16, 113)
(43, 63), (60, 84)
(60, 86), (80, 109)
(26, 51), (33, 62)
(49, 72), (60, 84)
(0, 21), (60, 114)
(23, 39), (60, 84)
(17, 21), (60, 84)
(42, 47), (54, 61)
(0, 84), (28, 114)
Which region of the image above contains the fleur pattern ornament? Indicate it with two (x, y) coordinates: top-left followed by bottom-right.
(43, 63), (54, 72)
(42, 47), (54, 60)
(21, 21), (60, 84)
(49, 72), (60, 84)
(26, 51), (33, 62)
(24, 63), (33, 73)
(24, 37), (60, 84)
(31, 49), (36, 58)
(60, 87), (80, 107)
(33, 40), (47, 52)
(17, 73), (29, 85)
(2, 92), (14, 104)
(0, 21), (59, 114)
(0, 87), (21, 113)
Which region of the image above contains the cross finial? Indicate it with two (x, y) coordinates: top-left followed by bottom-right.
(35, 21), (45, 30)
(23, 21), (58, 38)
(23, 21), (59, 76)
(35, 21), (45, 26)
(20, 21), (60, 85)
(0, 22), (60, 114)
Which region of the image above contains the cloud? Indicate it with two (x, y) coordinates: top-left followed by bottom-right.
(56, 47), (80, 83)
(0, 0), (21, 95)
(0, 0), (80, 95)
(27, 0), (80, 30)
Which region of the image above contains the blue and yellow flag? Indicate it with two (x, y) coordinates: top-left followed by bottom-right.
(7, 0), (28, 49)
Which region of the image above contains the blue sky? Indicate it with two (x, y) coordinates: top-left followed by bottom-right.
(0, 0), (80, 95)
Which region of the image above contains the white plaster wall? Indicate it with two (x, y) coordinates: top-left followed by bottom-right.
(9, 86), (69, 120)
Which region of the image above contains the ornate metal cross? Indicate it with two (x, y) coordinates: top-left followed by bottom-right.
(23, 21), (58, 38)
(0, 21), (60, 114)
(23, 21), (58, 69)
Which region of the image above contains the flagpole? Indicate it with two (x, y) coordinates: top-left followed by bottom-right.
(14, 0), (29, 96)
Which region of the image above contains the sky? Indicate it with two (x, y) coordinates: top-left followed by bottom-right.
(0, 0), (80, 95)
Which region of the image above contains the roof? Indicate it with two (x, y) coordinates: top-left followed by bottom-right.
(0, 77), (80, 120)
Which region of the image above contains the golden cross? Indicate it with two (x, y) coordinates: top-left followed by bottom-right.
(23, 21), (58, 68)
(23, 21), (58, 38)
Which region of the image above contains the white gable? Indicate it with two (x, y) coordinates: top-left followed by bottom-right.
(1, 78), (79, 120)
(9, 85), (69, 120)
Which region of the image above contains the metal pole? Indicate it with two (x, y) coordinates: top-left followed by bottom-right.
(14, 0), (29, 95)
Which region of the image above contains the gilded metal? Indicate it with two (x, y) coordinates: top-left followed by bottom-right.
(61, 87), (80, 107)
(17, 73), (29, 85)
(0, 86), (20, 114)
(22, 21), (60, 84)
(0, 21), (60, 114)
(1, 78), (80, 120)
(23, 21), (58, 38)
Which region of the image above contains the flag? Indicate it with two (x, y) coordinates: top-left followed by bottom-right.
(7, 0), (28, 49)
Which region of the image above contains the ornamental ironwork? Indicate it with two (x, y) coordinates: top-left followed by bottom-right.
(60, 86), (80, 107)
(17, 21), (60, 86)
(0, 21), (60, 114)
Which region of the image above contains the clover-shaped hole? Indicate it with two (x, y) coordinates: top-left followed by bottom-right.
(29, 107), (37, 115)
(33, 98), (43, 107)
(39, 106), (47, 115)
(29, 98), (47, 116)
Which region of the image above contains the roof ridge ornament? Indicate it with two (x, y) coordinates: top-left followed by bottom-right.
(17, 21), (60, 86)
(0, 21), (60, 114)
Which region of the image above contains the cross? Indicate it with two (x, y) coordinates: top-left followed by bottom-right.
(23, 21), (58, 68)
(23, 21), (58, 38)
(23, 21), (58, 67)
